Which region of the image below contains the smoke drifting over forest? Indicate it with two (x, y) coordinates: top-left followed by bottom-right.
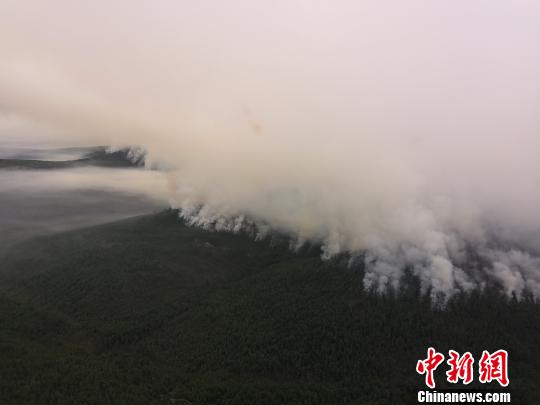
(1, 1), (539, 301)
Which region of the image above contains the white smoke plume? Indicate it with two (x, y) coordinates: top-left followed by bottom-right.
(0, 1), (539, 301)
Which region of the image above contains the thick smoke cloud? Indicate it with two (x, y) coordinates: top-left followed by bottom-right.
(0, 1), (539, 301)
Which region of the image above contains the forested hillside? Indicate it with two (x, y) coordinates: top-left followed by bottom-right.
(0, 211), (538, 404)
(0, 148), (139, 170)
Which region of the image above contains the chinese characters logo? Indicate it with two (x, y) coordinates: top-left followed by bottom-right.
(416, 347), (509, 388)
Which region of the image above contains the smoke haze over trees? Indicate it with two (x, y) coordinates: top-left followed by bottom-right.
(0, 1), (539, 300)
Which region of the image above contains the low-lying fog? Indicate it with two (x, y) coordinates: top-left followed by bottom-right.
(0, 148), (169, 252)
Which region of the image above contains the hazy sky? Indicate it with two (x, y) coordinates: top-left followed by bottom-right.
(1, 1), (539, 301)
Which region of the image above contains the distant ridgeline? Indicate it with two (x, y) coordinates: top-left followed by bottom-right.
(0, 146), (146, 169)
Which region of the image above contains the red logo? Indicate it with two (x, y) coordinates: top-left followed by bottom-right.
(479, 350), (509, 387)
(416, 347), (445, 389)
(446, 350), (474, 385)
(416, 348), (509, 388)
